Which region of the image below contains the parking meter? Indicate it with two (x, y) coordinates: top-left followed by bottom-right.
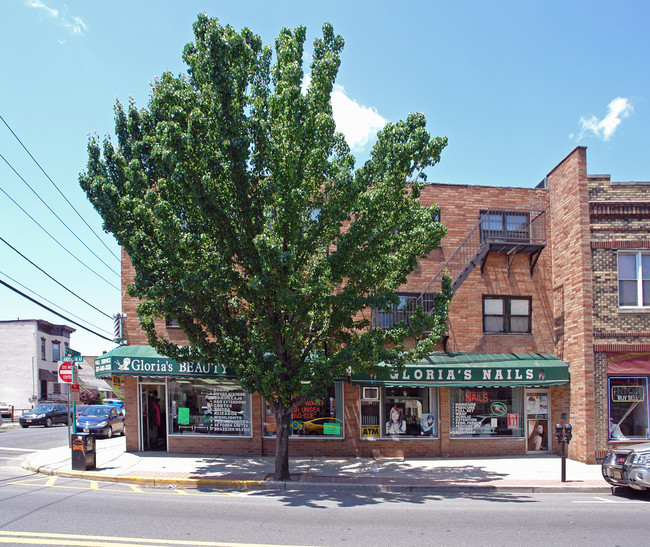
(564, 424), (572, 442)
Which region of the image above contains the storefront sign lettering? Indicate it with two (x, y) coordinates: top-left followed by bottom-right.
(361, 425), (380, 438)
(466, 392), (488, 403)
(389, 367), (535, 383)
(96, 356), (231, 378)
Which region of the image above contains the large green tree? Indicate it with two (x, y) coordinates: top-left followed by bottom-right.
(81, 15), (451, 480)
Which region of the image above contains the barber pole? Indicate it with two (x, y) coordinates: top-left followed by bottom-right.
(113, 314), (122, 343)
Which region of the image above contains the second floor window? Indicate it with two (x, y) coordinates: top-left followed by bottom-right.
(52, 342), (60, 362)
(618, 251), (650, 308)
(480, 210), (530, 241)
(41, 338), (46, 360)
(483, 296), (532, 334)
(375, 294), (414, 329)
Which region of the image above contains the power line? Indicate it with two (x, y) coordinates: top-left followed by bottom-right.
(0, 113), (120, 262)
(0, 277), (114, 342)
(0, 269), (113, 336)
(0, 235), (113, 320)
(0, 179), (120, 291)
(0, 152), (120, 278)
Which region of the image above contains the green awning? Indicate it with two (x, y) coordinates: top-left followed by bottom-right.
(351, 352), (569, 387)
(94, 345), (237, 379)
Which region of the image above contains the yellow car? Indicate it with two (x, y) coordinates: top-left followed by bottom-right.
(302, 417), (342, 436)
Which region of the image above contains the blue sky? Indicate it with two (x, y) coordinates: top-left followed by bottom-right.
(1, 0), (648, 356)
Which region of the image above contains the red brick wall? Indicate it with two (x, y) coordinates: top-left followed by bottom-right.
(546, 147), (596, 463)
(407, 183), (554, 354)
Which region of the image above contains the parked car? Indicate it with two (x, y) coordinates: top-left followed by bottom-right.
(102, 398), (124, 407)
(0, 401), (11, 418)
(73, 405), (89, 419)
(76, 405), (125, 438)
(602, 442), (650, 491)
(19, 404), (70, 428)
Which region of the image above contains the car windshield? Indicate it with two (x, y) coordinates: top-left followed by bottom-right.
(82, 407), (111, 417)
(32, 405), (54, 412)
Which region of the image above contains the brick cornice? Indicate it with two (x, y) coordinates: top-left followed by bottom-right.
(590, 202), (650, 219)
(594, 343), (650, 352)
(594, 332), (650, 338)
(591, 240), (650, 249)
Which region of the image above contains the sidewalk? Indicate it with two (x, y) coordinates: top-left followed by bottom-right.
(21, 437), (611, 493)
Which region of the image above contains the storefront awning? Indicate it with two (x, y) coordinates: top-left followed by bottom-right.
(351, 352), (570, 387)
(39, 368), (58, 382)
(94, 345), (237, 379)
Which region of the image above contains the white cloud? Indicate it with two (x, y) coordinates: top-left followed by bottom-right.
(25, 0), (87, 36)
(302, 74), (387, 152)
(26, 0), (58, 18)
(63, 15), (87, 35)
(331, 84), (387, 152)
(577, 97), (633, 141)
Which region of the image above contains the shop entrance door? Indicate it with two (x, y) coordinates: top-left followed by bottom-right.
(139, 383), (167, 451)
(525, 390), (550, 452)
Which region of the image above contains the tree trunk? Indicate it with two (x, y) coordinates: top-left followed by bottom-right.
(273, 405), (292, 481)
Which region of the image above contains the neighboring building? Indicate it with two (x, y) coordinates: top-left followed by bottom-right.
(544, 147), (650, 462)
(78, 356), (116, 400)
(0, 320), (75, 412)
(96, 148), (649, 464)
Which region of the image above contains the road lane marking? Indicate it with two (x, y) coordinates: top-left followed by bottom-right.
(0, 447), (44, 452)
(6, 476), (246, 497)
(0, 530), (323, 547)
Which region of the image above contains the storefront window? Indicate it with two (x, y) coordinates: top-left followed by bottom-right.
(360, 387), (438, 439)
(608, 377), (650, 440)
(168, 379), (251, 436)
(263, 383), (343, 438)
(450, 387), (524, 438)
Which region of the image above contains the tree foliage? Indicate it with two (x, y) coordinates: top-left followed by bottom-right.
(80, 15), (451, 480)
(80, 389), (101, 405)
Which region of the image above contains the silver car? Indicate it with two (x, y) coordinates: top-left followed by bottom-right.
(602, 442), (650, 491)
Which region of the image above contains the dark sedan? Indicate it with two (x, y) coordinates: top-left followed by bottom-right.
(76, 405), (125, 438)
(19, 404), (70, 428)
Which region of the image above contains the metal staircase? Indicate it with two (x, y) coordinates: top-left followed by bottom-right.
(371, 209), (546, 328)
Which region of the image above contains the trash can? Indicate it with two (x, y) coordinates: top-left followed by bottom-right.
(71, 433), (96, 471)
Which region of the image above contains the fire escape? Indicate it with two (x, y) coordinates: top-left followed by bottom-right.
(371, 208), (547, 328)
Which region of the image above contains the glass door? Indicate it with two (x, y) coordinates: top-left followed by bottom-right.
(525, 390), (550, 452)
(139, 383), (167, 451)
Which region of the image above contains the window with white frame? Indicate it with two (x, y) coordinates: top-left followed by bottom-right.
(618, 251), (650, 308)
(483, 295), (532, 334)
(52, 341), (60, 362)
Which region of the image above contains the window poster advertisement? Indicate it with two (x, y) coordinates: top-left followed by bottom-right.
(385, 402), (406, 435)
(527, 419), (548, 451)
(420, 413), (436, 436)
(526, 394), (548, 416)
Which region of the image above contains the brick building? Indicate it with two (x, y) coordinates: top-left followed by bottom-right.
(96, 147), (649, 464)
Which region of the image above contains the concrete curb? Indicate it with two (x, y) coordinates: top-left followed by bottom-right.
(21, 461), (611, 494)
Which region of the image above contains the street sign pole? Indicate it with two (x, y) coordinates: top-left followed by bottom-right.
(67, 382), (71, 447)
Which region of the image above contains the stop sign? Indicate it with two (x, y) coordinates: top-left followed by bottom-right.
(58, 362), (73, 383)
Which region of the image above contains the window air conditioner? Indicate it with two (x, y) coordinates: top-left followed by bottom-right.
(362, 387), (379, 401)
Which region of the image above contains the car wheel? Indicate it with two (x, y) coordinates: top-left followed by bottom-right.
(106, 426), (113, 439)
(45, 417), (52, 428)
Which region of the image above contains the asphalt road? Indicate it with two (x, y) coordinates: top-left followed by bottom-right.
(1, 425), (649, 547)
